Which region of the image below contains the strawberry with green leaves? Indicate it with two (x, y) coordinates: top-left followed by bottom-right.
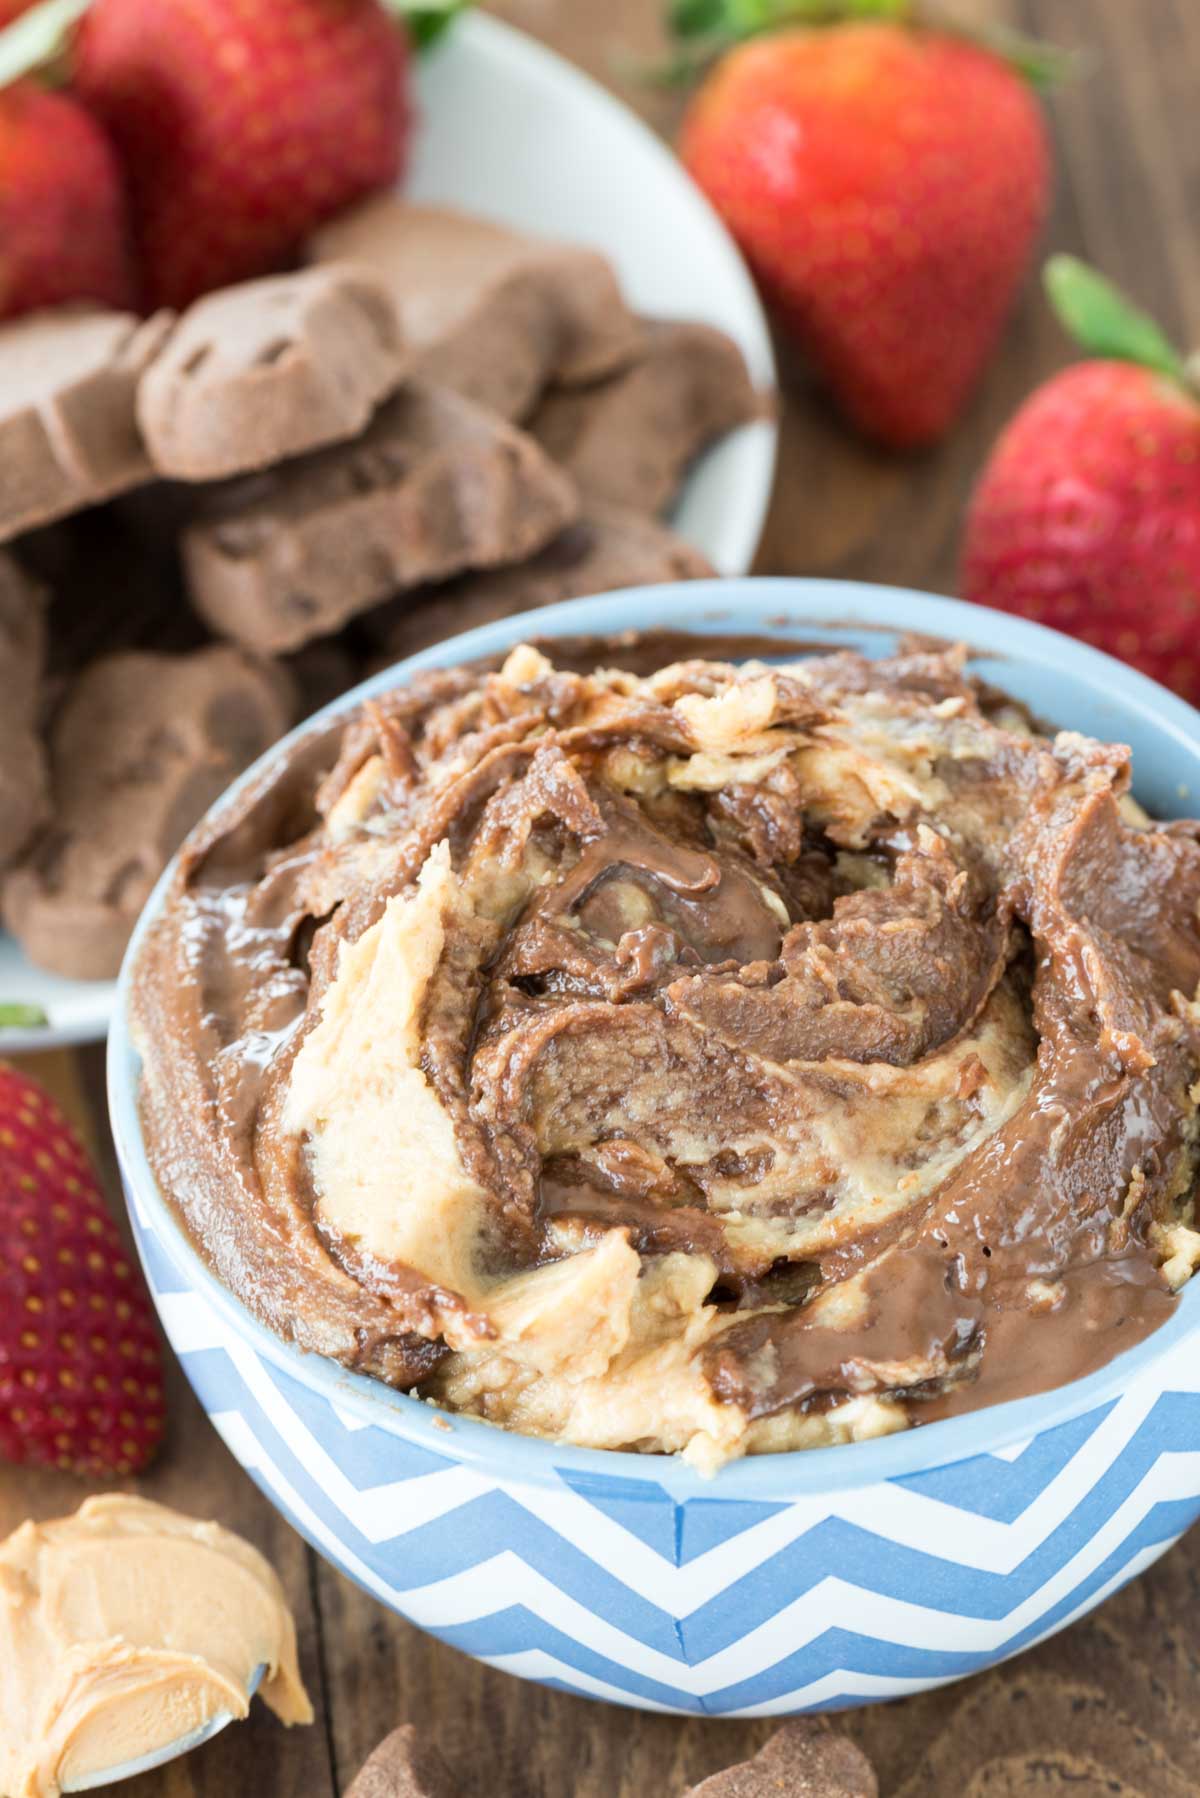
(0, 1063), (166, 1477)
(963, 257), (1200, 706)
(675, 0), (1053, 449)
(72, 0), (417, 309)
(0, 0), (463, 315)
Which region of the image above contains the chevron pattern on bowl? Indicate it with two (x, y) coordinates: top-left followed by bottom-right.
(110, 581), (1200, 1717)
(124, 1169), (1200, 1718)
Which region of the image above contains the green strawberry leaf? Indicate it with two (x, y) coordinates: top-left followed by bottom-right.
(636, 43), (718, 87)
(1045, 255), (1187, 382)
(968, 21), (1081, 91)
(380, 0), (472, 50)
(661, 0), (1071, 93)
(654, 0), (914, 82)
(670, 0), (728, 34)
(670, 0), (910, 38)
(0, 1002), (49, 1029)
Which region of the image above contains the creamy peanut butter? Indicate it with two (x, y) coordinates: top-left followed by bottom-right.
(132, 637), (1200, 1468)
(0, 1495), (312, 1798)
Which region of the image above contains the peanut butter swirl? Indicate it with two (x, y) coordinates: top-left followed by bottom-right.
(132, 638), (1200, 1468)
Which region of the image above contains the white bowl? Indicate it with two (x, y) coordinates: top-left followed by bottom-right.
(1, 11), (778, 1052)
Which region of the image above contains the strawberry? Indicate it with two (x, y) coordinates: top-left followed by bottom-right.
(0, 1064), (166, 1476)
(963, 257), (1200, 706)
(0, 77), (134, 318)
(675, 5), (1052, 449)
(73, 0), (414, 309)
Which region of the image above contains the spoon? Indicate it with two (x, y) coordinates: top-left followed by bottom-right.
(63, 1664), (266, 1793)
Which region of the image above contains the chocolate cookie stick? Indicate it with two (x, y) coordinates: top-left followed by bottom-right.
(4, 646), (293, 980)
(0, 307), (173, 543)
(362, 501), (714, 670)
(344, 1725), (458, 1798)
(182, 380), (578, 655)
(684, 1721), (878, 1797)
(529, 318), (761, 516)
(0, 552), (49, 872)
(310, 198), (639, 421)
(139, 265), (408, 481)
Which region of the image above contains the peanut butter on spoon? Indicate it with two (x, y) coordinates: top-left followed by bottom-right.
(0, 1494), (312, 1798)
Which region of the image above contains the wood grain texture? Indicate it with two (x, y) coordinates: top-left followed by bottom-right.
(3, 3), (1198, 1792)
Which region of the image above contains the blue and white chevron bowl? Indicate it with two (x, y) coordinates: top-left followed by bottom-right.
(109, 580), (1200, 1716)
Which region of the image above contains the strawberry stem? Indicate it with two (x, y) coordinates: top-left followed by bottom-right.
(664, 0), (1071, 90)
(657, 0), (911, 84)
(378, 0), (472, 50)
(1045, 254), (1189, 386)
(670, 0), (911, 32)
(941, 16), (1078, 90)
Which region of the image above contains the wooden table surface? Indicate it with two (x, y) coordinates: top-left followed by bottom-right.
(7, 2), (1200, 1793)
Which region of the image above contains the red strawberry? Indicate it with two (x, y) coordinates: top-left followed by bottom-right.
(74, 0), (413, 309)
(963, 257), (1200, 706)
(677, 11), (1051, 449)
(0, 1064), (166, 1476)
(0, 78), (134, 318)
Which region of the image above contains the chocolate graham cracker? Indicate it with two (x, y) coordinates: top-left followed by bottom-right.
(4, 646), (294, 980)
(181, 379), (578, 655)
(362, 501), (714, 669)
(529, 318), (761, 515)
(309, 197), (640, 421)
(0, 306), (173, 543)
(343, 1725), (458, 1798)
(684, 1721), (879, 1798)
(138, 265), (408, 481)
(0, 552), (49, 872)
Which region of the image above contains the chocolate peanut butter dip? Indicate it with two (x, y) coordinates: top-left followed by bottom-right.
(132, 637), (1200, 1468)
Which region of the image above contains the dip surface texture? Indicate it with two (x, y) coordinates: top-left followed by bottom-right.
(0, 1495), (311, 1798)
(132, 639), (1200, 1468)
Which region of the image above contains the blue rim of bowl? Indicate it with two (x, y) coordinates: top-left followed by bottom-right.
(109, 578), (1200, 1501)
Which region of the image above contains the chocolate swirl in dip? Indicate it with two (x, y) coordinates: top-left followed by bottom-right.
(132, 638), (1200, 1468)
